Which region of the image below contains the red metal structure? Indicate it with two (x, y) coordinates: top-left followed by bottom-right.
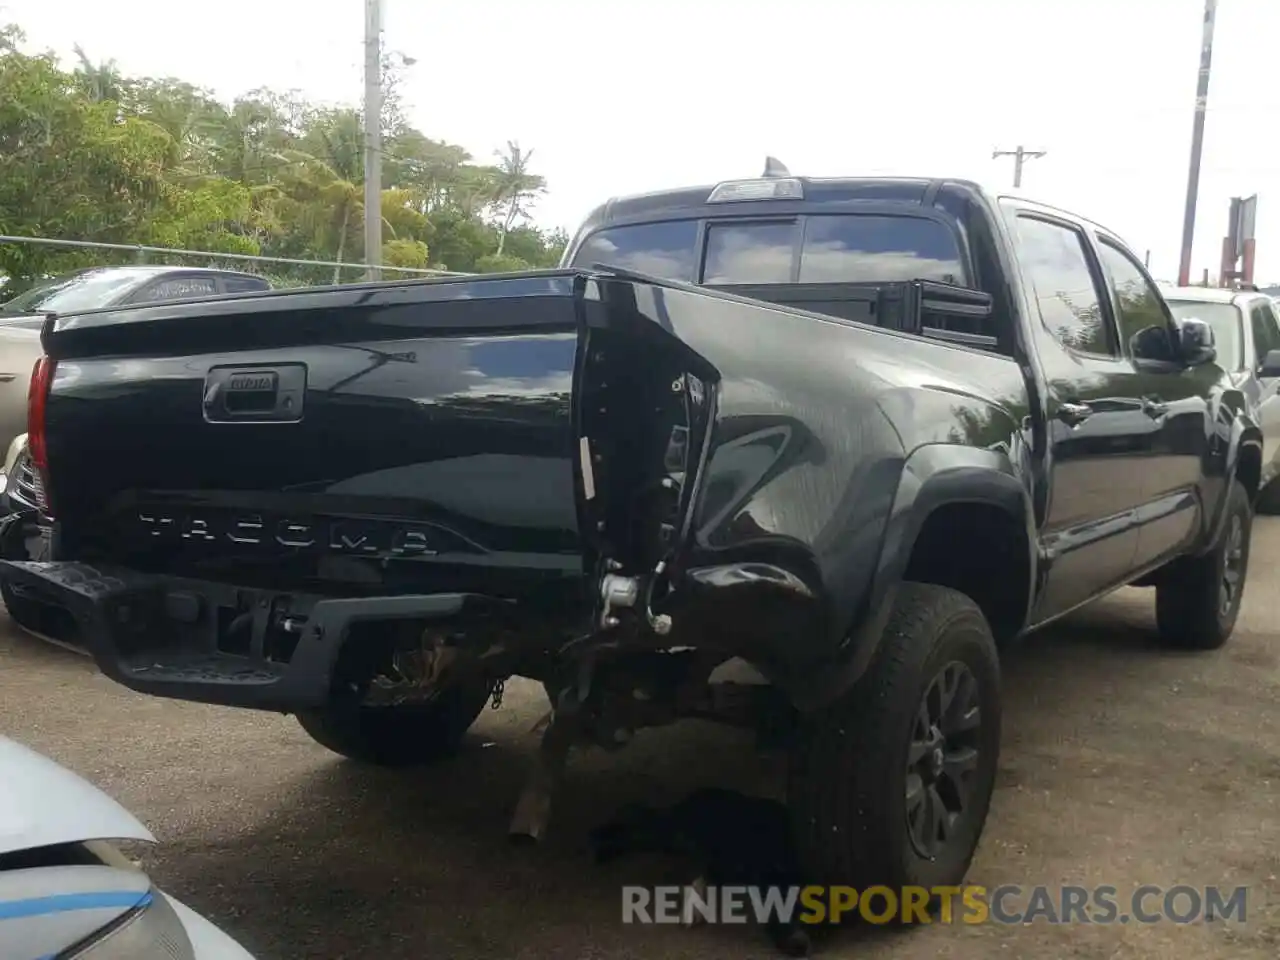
(1220, 195), (1259, 288)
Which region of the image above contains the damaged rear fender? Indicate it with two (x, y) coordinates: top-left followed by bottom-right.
(787, 442), (1036, 710)
(651, 440), (1035, 713)
(579, 278), (913, 695)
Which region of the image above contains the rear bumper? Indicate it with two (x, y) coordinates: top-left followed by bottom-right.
(0, 559), (517, 711)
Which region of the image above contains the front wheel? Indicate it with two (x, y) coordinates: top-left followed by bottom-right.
(297, 679), (495, 767)
(787, 582), (1002, 896)
(1155, 478), (1252, 650)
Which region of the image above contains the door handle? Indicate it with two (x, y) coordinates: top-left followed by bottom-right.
(1142, 397), (1168, 419)
(1056, 401), (1093, 426)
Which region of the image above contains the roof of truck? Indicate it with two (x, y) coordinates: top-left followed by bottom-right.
(587, 175), (974, 225)
(572, 168), (1125, 245)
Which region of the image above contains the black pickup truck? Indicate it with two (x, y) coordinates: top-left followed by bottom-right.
(0, 164), (1260, 900)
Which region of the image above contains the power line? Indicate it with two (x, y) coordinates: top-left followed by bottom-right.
(992, 146), (1047, 189)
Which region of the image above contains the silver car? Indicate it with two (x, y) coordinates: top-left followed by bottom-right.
(1164, 285), (1280, 510)
(0, 266), (272, 458)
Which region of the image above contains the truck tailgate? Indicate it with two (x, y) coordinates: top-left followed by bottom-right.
(38, 274), (588, 599)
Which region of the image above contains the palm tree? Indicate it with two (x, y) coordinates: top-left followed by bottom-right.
(305, 111), (367, 280)
(71, 45), (125, 103)
(278, 153), (360, 283)
(130, 80), (227, 176)
(207, 99), (282, 183)
(490, 140), (545, 256)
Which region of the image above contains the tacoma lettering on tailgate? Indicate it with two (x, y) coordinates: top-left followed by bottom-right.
(134, 509), (451, 558)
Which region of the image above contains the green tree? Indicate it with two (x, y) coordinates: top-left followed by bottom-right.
(0, 21), (567, 289)
(0, 30), (171, 283)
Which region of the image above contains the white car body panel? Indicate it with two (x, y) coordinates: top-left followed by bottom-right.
(0, 737), (154, 855)
(165, 894), (258, 960)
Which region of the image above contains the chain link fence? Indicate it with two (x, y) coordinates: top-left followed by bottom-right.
(0, 235), (472, 294)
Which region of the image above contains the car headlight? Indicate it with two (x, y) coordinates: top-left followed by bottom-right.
(66, 888), (195, 960)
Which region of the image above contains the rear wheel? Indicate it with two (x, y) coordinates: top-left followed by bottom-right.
(787, 583), (1001, 899)
(0, 509), (37, 628)
(1, 578), (45, 633)
(1, 523), (81, 644)
(297, 679), (495, 767)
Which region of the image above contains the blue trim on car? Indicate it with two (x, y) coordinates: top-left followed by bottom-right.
(0, 889), (150, 920)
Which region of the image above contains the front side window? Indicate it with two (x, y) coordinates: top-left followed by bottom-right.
(1096, 240), (1175, 362)
(1013, 216), (1112, 356)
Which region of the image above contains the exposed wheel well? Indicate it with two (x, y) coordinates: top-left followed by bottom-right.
(902, 502), (1030, 645)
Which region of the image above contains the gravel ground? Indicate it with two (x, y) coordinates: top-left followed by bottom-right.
(2, 524), (1278, 959)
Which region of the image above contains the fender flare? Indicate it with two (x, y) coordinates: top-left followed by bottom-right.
(1206, 417), (1263, 550)
(790, 443), (1037, 712)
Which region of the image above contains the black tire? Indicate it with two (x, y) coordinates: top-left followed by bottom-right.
(788, 583), (1002, 897)
(296, 679), (494, 767)
(1254, 477), (1280, 516)
(1, 577), (45, 633)
(0, 515), (45, 631)
(1155, 478), (1252, 650)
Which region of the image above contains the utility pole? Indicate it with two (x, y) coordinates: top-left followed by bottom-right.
(362, 0), (383, 282)
(1177, 0), (1218, 287)
(993, 146), (1046, 189)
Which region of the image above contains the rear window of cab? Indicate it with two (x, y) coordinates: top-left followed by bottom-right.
(570, 214), (967, 287)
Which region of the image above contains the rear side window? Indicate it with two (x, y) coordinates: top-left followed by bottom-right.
(571, 220), (699, 282)
(1250, 302), (1280, 363)
(222, 275), (271, 293)
(135, 276), (218, 302)
(1014, 216), (1113, 356)
(799, 216), (964, 284)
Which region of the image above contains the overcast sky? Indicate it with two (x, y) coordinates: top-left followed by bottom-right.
(7, 0), (1278, 282)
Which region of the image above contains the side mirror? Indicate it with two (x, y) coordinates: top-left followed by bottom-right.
(1177, 316), (1217, 367)
(1259, 348), (1280, 379)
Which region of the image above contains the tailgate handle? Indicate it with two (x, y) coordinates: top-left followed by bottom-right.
(203, 364), (306, 423)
